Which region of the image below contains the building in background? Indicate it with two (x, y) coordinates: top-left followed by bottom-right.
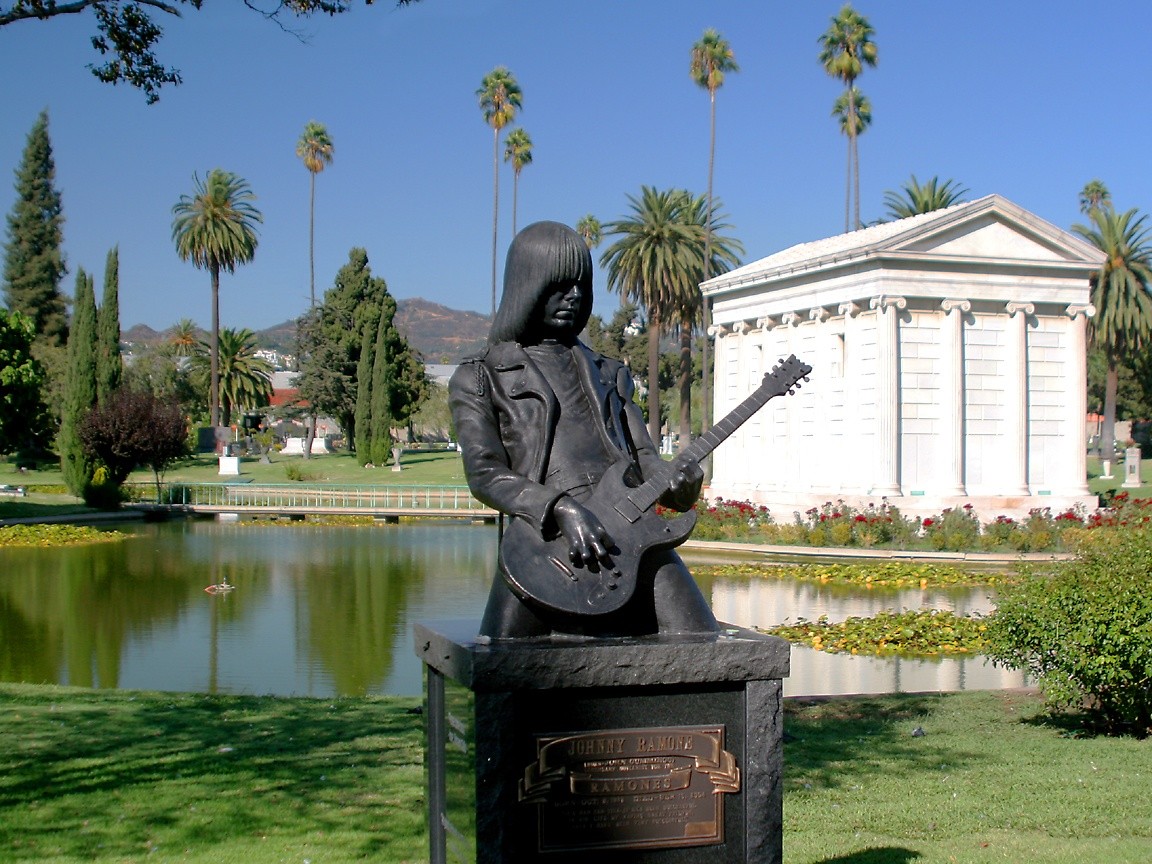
(701, 195), (1103, 521)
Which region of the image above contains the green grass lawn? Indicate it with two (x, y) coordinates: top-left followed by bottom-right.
(1087, 454), (1152, 498)
(1, 684), (1149, 863)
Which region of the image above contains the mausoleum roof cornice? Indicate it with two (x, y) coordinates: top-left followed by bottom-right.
(702, 194), (1105, 298)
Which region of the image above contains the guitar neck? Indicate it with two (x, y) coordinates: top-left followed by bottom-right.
(628, 380), (782, 512)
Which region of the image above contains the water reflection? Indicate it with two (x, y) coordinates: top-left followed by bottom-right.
(0, 521), (1024, 698)
(700, 568), (1025, 697)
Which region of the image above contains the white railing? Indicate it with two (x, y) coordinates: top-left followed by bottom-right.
(126, 482), (488, 513)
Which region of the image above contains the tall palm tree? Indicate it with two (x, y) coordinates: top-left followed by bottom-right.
(601, 187), (702, 447)
(575, 214), (602, 250)
(691, 27), (739, 441)
(832, 86), (873, 224)
(503, 127), (533, 235)
(673, 192), (743, 451)
(883, 174), (967, 220)
(478, 67), (523, 317)
(171, 169), (262, 428)
(1079, 179), (1112, 216)
(819, 3), (878, 232)
(1073, 207), (1152, 459)
(296, 120), (334, 308)
(190, 327), (273, 427)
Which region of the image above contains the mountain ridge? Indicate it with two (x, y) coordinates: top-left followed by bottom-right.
(122, 297), (490, 365)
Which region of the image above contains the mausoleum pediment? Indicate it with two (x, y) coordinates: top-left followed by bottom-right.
(703, 194), (1104, 298)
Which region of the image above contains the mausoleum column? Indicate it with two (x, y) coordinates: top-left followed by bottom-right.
(1065, 304), (1095, 495)
(780, 312), (804, 492)
(940, 299), (971, 496)
(1004, 302), (1034, 496)
(838, 302), (862, 493)
(869, 295), (906, 496)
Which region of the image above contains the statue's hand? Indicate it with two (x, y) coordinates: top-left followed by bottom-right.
(552, 496), (615, 567)
(663, 461), (703, 512)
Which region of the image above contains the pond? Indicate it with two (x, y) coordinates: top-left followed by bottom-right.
(0, 520), (1025, 698)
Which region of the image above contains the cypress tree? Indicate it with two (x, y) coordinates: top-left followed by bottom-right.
(353, 322), (375, 463)
(367, 299), (394, 467)
(96, 246), (122, 404)
(3, 111), (68, 346)
(60, 268), (98, 497)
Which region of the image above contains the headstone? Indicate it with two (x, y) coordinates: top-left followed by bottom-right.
(218, 455), (241, 476)
(417, 620), (789, 864)
(1123, 446), (1142, 488)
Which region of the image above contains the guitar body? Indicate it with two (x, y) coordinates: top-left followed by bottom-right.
(499, 458), (698, 617)
(497, 353), (811, 619)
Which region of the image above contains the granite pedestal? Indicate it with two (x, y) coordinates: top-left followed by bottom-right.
(415, 620), (790, 864)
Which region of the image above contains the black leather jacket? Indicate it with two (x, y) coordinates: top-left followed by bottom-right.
(449, 340), (682, 535)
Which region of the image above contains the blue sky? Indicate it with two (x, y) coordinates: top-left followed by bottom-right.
(2, 1), (1149, 333)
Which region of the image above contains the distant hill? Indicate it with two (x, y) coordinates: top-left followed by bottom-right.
(394, 298), (488, 363)
(123, 298), (490, 365)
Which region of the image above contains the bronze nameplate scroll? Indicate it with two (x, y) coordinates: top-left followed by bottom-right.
(519, 725), (739, 852)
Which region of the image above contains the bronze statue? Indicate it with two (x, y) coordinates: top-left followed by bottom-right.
(449, 221), (718, 639)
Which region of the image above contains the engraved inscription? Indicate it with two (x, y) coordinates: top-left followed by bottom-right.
(519, 725), (739, 852)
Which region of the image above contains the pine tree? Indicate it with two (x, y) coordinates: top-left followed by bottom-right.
(3, 111), (68, 346)
(96, 246), (122, 404)
(60, 268), (97, 497)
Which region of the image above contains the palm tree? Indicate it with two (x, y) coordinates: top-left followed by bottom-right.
(296, 121), (334, 308)
(832, 86), (873, 223)
(1073, 207), (1152, 459)
(673, 192), (743, 451)
(189, 327), (273, 427)
(819, 3), (878, 232)
(171, 169), (262, 428)
(1079, 179), (1112, 216)
(691, 27), (739, 441)
(503, 127), (533, 235)
(601, 187), (703, 447)
(883, 174), (968, 220)
(168, 318), (200, 357)
(477, 67), (523, 317)
(575, 214), (602, 249)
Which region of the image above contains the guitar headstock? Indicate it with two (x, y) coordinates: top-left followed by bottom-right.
(763, 354), (812, 397)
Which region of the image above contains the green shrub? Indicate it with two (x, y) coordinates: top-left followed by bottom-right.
(921, 504), (981, 551)
(284, 463), (320, 483)
(986, 526), (1152, 736)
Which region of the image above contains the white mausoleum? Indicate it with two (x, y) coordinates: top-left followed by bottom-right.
(700, 194), (1105, 521)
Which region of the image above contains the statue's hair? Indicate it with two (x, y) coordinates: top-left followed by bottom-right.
(488, 221), (594, 344)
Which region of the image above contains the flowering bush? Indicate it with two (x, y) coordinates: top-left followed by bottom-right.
(921, 504), (981, 551)
(683, 494), (1152, 553)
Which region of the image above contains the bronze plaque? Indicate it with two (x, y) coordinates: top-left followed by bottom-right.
(519, 725), (739, 852)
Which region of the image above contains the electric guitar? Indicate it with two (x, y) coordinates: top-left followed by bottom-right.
(498, 354), (812, 616)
